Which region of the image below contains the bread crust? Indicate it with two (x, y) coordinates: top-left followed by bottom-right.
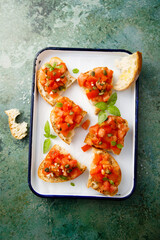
(50, 96), (87, 144)
(84, 117), (129, 155)
(114, 51), (142, 91)
(87, 148), (121, 196)
(38, 144), (86, 183)
(37, 57), (76, 106)
(78, 67), (113, 114)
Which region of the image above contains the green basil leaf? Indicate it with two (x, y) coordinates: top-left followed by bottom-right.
(107, 105), (121, 116)
(56, 102), (63, 108)
(45, 63), (52, 69)
(44, 120), (50, 135)
(106, 92), (117, 106)
(111, 141), (116, 146)
(70, 182), (75, 186)
(49, 134), (57, 139)
(56, 65), (63, 69)
(43, 139), (51, 154)
(103, 177), (109, 181)
(44, 133), (50, 138)
(72, 68), (79, 74)
(117, 144), (123, 149)
(95, 102), (108, 111)
(52, 62), (57, 68)
(98, 111), (108, 125)
(109, 180), (114, 185)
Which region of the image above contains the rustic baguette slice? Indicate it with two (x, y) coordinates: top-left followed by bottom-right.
(77, 67), (113, 114)
(5, 109), (27, 139)
(37, 57), (76, 106)
(38, 144), (86, 183)
(114, 51), (142, 91)
(87, 148), (121, 196)
(50, 96), (87, 145)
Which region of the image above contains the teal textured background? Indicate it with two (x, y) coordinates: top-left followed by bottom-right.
(0, 0), (160, 239)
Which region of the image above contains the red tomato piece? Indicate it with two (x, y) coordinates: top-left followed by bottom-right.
(81, 144), (92, 152)
(81, 119), (90, 130)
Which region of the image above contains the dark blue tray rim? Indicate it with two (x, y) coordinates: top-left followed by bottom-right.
(28, 47), (138, 200)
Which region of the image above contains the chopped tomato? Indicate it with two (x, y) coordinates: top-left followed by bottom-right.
(93, 154), (102, 165)
(84, 115), (129, 155)
(77, 67), (113, 104)
(41, 147), (84, 180)
(86, 89), (99, 99)
(52, 97), (84, 139)
(81, 119), (90, 130)
(89, 151), (121, 195)
(81, 144), (91, 152)
(70, 168), (82, 179)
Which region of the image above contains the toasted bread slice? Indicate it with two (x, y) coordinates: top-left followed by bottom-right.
(37, 57), (76, 106)
(114, 51), (142, 91)
(84, 115), (129, 155)
(38, 144), (86, 183)
(87, 148), (121, 196)
(5, 109), (27, 140)
(77, 67), (113, 114)
(50, 96), (87, 144)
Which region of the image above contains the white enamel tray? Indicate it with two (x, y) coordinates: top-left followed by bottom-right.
(28, 47), (138, 199)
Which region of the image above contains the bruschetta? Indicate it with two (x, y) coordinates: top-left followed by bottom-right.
(50, 96), (87, 144)
(37, 57), (76, 106)
(77, 67), (113, 114)
(114, 51), (142, 91)
(38, 144), (86, 183)
(88, 148), (121, 196)
(84, 115), (129, 155)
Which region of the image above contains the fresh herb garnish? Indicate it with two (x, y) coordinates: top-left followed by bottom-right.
(69, 111), (74, 115)
(65, 164), (70, 168)
(43, 139), (51, 154)
(93, 86), (97, 90)
(109, 180), (114, 185)
(70, 182), (75, 186)
(72, 68), (79, 74)
(98, 141), (102, 145)
(91, 71), (95, 76)
(103, 177), (109, 181)
(98, 111), (108, 125)
(111, 141), (116, 146)
(106, 169), (111, 174)
(45, 62), (63, 71)
(117, 144), (123, 149)
(95, 93), (121, 124)
(107, 134), (112, 137)
(56, 65), (63, 69)
(60, 175), (68, 180)
(103, 69), (107, 76)
(45, 168), (49, 172)
(67, 123), (70, 127)
(60, 74), (65, 78)
(43, 121), (57, 153)
(44, 120), (50, 135)
(58, 86), (66, 91)
(107, 105), (121, 116)
(56, 102), (63, 108)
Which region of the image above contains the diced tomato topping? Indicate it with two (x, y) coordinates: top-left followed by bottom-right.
(52, 97), (84, 138)
(70, 168), (82, 179)
(42, 147), (83, 180)
(89, 151), (121, 195)
(77, 67), (113, 103)
(81, 144), (92, 152)
(84, 115), (129, 155)
(86, 89), (99, 99)
(81, 119), (90, 130)
(40, 62), (67, 96)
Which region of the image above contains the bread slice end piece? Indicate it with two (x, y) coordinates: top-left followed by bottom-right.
(114, 51), (142, 91)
